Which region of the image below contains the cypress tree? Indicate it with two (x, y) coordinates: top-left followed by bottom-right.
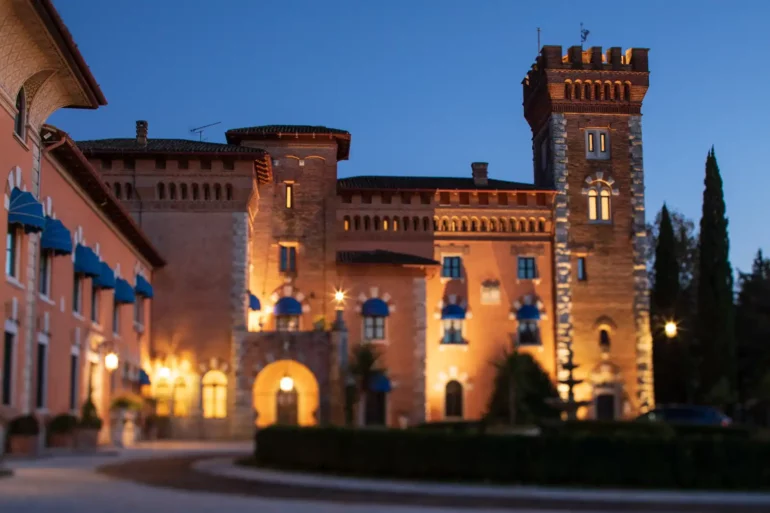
(695, 147), (735, 407)
(652, 204), (680, 317)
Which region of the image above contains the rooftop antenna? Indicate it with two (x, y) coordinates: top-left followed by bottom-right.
(580, 22), (590, 47)
(190, 121), (221, 142)
(537, 27), (541, 53)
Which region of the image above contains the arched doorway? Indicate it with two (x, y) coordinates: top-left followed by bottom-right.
(253, 360), (319, 428)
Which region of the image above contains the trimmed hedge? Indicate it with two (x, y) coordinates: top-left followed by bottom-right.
(255, 426), (770, 490)
(539, 420), (757, 439)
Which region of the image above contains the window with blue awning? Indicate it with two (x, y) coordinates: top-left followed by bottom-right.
(274, 296), (302, 316)
(40, 217), (73, 256)
(362, 298), (389, 317)
(138, 369), (151, 386)
(74, 244), (100, 277)
(441, 304), (466, 320)
(516, 304), (541, 321)
(93, 261), (115, 289)
(134, 275), (154, 298)
(249, 293), (261, 311)
(114, 277), (135, 304)
(8, 187), (45, 233)
(369, 373), (392, 393)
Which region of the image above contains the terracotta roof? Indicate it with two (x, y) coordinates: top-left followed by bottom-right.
(77, 138), (265, 156)
(42, 126), (165, 268)
(32, 0), (107, 107)
(337, 250), (439, 266)
(337, 176), (550, 192)
(225, 125), (351, 161)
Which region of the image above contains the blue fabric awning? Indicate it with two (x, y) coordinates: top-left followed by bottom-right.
(135, 275), (154, 298)
(93, 261), (115, 289)
(8, 187), (45, 233)
(516, 304), (541, 321)
(249, 293), (261, 311)
(441, 304), (466, 320)
(74, 244), (100, 277)
(114, 277), (136, 304)
(362, 298), (389, 317)
(40, 217), (73, 255)
(274, 296), (302, 316)
(138, 369), (151, 386)
(369, 373), (392, 393)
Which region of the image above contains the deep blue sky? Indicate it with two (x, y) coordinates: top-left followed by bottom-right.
(50, 0), (769, 272)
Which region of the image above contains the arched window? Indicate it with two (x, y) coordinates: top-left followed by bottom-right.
(588, 190), (598, 220)
(383, 217), (389, 231)
(528, 218), (536, 232)
(114, 183), (122, 199)
(588, 186), (612, 221)
(192, 183), (199, 200)
(584, 82), (591, 100)
(373, 216), (380, 231)
(214, 184), (222, 200)
(441, 218), (448, 231)
(624, 83), (631, 102)
(433, 217), (439, 231)
(226, 184), (233, 200)
(172, 377), (188, 417)
(614, 83), (622, 101)
(489, 218), (497, 232)
(574, 82), (582, 100)
(471, 218), (478, 232)
(500, 218), (508, 232)
(481, 218), (488, 232)
(538, 218), (546, 232)
(364, 216), (371, 231)
(594, 82), (601, 100)
(604, 82), (612, 100)
(125, 183), (133, 200)
(343, 216), (351, 231)
(14, 88), (25, 137)
(412, 217), (419, 231)
(423, 217), (430, 231)
(203, 184), (211, 200)
(169, 183), (177, 200)
(180, 183), (188, 200)
(354, 215), (361, 230)
(393, 217), (399, 231)
(461, 218), (468, 232)
(451, 218), (458, 232)
(157, 183), (166, 200)
(402, 216), (409, 231)
(599, 329), (611, 350)
(201, 370), (227, 419)
(520, 218), (528, 232)
(362, 298), (389, 341)
(564, 81), (573, 100)
(445, 380), (463, 418)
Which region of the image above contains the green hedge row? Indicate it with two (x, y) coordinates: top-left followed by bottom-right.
(538, 420), (758, 439)
(255, 426), (770, 490)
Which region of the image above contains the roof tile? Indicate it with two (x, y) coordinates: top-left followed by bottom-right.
(337, 175), (548, 192)
(77, 138), (265, 155)
(226, 125), (349, 135)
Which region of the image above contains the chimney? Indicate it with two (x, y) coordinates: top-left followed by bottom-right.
(136, 120), (148, 146)
(471, 162), (488, 186)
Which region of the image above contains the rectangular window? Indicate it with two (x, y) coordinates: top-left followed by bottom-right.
(478, 193), (489, 206)
(223, 159), (235, 170)
(439, 192), (451, 205)
(536, 193), (547, 206)
(113, 300), (120, 335)
(73, 274), (82, 314)
(400, 192), (412, 204)
(39, 250), (52, 297)
(124, 159), (135, 170)
(279, 245), (297, 273)
(577, 257), (587, 281)
(518, 257), (537, 280)
(420, 193), (431, 205)
(2, 332), (13, 406)
(586, 129), (610, 159)
(441, 256), (462, 279)
(276, 315), (299, 332)
(178, 159), (189, 170)
(155, 158), (166, 170)
(69, 353), (79, 411)
(480, 284), (501, 305)
(101, 159), (112, 170)
(381, 193), (392, 204)
(442, 320), (463, 344)
(364, 317), (385, 340)
(91, 284), (100, 324)
(285, 183), (294, 209)
(497, 193), (508, 206)
(134, 297), (144, 325)
(341, 194), (352, 204)
(459, 192), (470, 205)
(201, 159), (212, 170)
(6, 225), (18, 278)
(35, 340), (47, 409)
(517, 193), (528, 206)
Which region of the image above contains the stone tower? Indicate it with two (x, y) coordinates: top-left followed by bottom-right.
(522, 45), (653, 417)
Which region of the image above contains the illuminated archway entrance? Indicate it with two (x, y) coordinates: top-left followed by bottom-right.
(253, 360), (319, 428)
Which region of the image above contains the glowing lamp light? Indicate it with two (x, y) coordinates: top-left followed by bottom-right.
(279, 375), (295, 392)
(104, 352), (119, 371)
(334, 290), (345, 304)
(158, 366), (171, 379)
(664, 321), (678, 339)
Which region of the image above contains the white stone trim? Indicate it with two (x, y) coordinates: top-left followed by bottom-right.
(411, 277), (426, 425)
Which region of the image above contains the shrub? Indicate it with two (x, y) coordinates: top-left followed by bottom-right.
(539, 420), (756, 440)
(255, 426), (770, 490)
(413, 420), (487, 434)
(8, 415), (40, 436)
(110, 392), (143, 411)
(79, 399), (103, 430)
(48, 414), (78, 434)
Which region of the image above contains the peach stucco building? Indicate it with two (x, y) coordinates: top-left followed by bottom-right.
(0, 0), (163, 447)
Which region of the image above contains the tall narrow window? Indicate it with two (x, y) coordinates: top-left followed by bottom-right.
(2, 331), (14, 406)
(279, 245), (296, 273)
(6, 225), (18, 278)
(73, 273), (82, 314)
(91, 284), (100, 324)
(225, 184), (233, 200)
(517, 257), (537, 280)
(134, 296), (144, 325)
(169, 183), (177, 200)
(441, 256), (462, 279)
(588, 190), (598, 220)
(69, 352), (79, 411)
(203, 184), (211, 200)
(577, 257), (587, 281)
(445, 380), (463, 418)
(192, 183), (200, 200)
(35, 338), (47, 409)
(39, 250), (52, 297)
(364, 316), (385, 341)
(157, 183), (166, 200)
(180, 183), (188, 200)
(14, 88), (25, 137)
(600, 329), (611, 350)
(600, 189), (611, 221)
(285, 183), (294, 209)
(202, 370), (227, 419)
(114, 183), (122, 199)
(587, 132), (595, 153)
(214, 184), (222, 200)
(125, 183), (133, 200)
(518, 321), (540, 345)
(600, 132), (607, 153)
(172, 377), (188, 417)
(624, 83), (631, 102)
(442, 320), (463, 344)
(604, 83), (611, 101)
(343, 216), (350, 231)
(586, 129), (610, 159)
(112, 299), (120, 335)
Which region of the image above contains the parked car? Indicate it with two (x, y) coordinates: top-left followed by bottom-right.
(636, 405), (732, 426)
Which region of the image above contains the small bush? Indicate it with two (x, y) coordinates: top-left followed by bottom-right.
(48, 413), (78, 434)
(110, 392), (143, 411)
(79, 399), (103, 430)
(8, 415), (40, 436)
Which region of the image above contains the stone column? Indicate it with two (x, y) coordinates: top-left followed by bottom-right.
(412, 277), (427, 425)
(329, 309), (348, 425)
(229, 212), (252, 438)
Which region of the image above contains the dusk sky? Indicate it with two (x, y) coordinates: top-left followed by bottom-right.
(50, 0), (770, 273)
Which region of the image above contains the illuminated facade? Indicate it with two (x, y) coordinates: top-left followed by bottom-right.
(77, 45), (651, 437)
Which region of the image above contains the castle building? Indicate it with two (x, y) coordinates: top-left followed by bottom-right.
(75, 43), (652, 437)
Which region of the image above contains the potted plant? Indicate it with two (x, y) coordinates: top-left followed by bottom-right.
(7, 415), (39, 456)
(48, 414), (78, 448)
(75, 399), (103, 451)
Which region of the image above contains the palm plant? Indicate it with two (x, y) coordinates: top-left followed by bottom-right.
(348, 342), (385, 426)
